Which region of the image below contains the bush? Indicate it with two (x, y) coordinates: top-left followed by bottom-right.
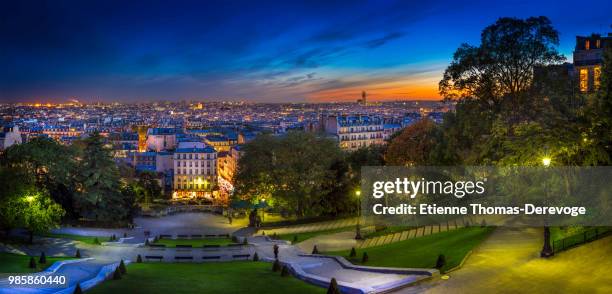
(119, 260), (127, 275)
(280, 265), (290, 277)
(312, 245), (319, 254)
(243, 238), (249, 245)
(253, 252), (259, 261)
(29, 257), (36, 269)
(293, 235), (298, 243)
(361, 252), (369, 263)
(349, 247), (356, 258)
(435, 254), (446, 270)
(327, 278), (340, 294)
(231, 235), (238, 243)
(93, 237), (100, 245)
(75, 249), (81, 258)
(261, 231), (266, 236)
(73, 283), (83, 294)
(112, 266), (122, 280)
(273, 244), (279, 259)
(39, 251), (46, 264)
(123, 232), (127, 238)
(137, 254), (143, 263)
(481, 219), (487, 227)
(272, 259), (281, 272)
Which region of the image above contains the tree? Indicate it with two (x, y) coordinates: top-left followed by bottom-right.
(253, 252), (259, 261)
(119, 260), (127, 274)
(385, 119), (449, 166)
(361, 252), (369, 263)
(112, 266), (122, 280)
(435, 254), (446, 270)
(272, 259), (281, 272)
(73, 284), (83, 294)
(73, 132), (131, 222)
(136, 171), (164, 203)
(19, 190), (65, 243)
(1, 138), (77, 219)
(327, 278), (341, 294)
(234, 132), (344, 217)
(440, 16), (564, 117)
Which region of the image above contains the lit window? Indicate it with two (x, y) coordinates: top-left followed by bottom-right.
(579, 68), (588, 92)
(585, 40), (590, 50)
(594, 66), (601, 89)
(596, 39), (601, 48)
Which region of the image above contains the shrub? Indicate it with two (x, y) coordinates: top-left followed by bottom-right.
(327, 278), (340, 294)
(123, 232), (127, 238)
(73, 283), (83, 294)
(272, 259), (281, 272)
(262, 231), (266, 236)
(136, 254), (143, 263)
(112, 266), (122, 280)
(361, 252), (369, 263)
(119, 260), (127, 274)
(39, 251), (46, 264)
(242, 238), (249, 245)
(312, 245), (319, 254)
(93, 237), (100, 245)
(435, 254), (446, 270)
(231, 235), (238, 243)
(481, 219), (487, 227)
(29, 257), (36, 269)
(253, 252), (259, 261)
(280, 265), (290, 277)
(293, 235), (298, 243)
(349, 247), (356, 258)
(75, 249), (81, 258)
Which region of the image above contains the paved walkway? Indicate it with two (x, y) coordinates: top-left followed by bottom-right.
(1, 213), (434, 294)
(397, 227), (612, 293)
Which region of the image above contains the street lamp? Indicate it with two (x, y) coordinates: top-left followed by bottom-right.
(355, 190), (362, 240)
(541, 156), (554, 257)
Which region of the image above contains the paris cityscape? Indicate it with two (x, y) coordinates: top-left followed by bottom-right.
(1, 1), (611, 293)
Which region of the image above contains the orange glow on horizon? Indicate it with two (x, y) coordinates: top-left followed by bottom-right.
(307, 79), (441, 102)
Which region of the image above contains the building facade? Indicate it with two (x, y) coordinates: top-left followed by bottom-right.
(322, 114), (384, 151)
(146, 128), (177, 152)
(0, 124), (22, 151)
(172, 142), (218, 200)
(573, 33), (611, 92)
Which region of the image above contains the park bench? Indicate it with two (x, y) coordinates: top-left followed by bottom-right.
(202, 245), (221, 248)
(202, 256), (221, 260)
(191, 234), (202, 238)
(177, 234), (189, 238)
(205, 234), (216, 237)
(176, 244), (193, 248)
(174, 256), (194, 261)
(232, 254), (250, 260)
(159, 234), (172, 239)
(145, 255), (164, 261)
(149, 244), (166, 248)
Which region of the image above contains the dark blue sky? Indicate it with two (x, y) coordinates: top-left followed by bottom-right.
(1, 0), (611, 103)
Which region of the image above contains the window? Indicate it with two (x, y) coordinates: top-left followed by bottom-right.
(594, 66), (601, 89)
(579, 68), (588, 92)
(585, 40), (590, 50)
(596, 39), (601, 48)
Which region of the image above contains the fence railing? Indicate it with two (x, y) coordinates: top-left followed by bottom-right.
(552, 227), (611, 254)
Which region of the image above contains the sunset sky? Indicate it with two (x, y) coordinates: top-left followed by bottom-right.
(1, 0), (611, 103)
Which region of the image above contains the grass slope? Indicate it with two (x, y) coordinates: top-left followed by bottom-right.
(274, 226), (353, 243)
(325, 227), (494, 273)
(88, 262), (325, 294)
(0, 252), (73, 273)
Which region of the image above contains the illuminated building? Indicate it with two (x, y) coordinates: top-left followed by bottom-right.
(0, 124), (22, 151)
(172, 142), (219, 200)
(322, 114), (384, 151)
(573, 33), (610, 92)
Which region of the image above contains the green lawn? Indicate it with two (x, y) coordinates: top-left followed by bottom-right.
(550, 226), (586, 241)
(43, 233), (105, 245)
(88, 262), (325, 294)
(153, 238), (235, 247)
(275, 226), (353, 243)
(0, 252), (73, 273)
(325, 227), (494, 273)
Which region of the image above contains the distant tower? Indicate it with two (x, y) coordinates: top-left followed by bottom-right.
(361, 91), (367, 105)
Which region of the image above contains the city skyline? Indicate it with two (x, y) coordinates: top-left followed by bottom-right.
(1, 0), (611, 103)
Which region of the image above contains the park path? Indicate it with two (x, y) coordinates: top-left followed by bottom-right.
(397, 227), (612, 294)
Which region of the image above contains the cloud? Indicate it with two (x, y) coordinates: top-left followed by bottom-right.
(363, 32), (406, 48)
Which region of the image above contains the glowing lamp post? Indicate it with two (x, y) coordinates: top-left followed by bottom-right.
(540, 156), (554, 257)
(355, 190), (362, 240)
